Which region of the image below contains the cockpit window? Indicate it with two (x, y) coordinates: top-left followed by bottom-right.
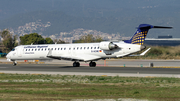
(12, 49), (15, 51)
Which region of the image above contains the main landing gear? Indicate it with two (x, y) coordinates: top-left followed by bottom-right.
(73, 61), (96, 67)
(73, 62), (80, 67)
(89, 61), (96, 67)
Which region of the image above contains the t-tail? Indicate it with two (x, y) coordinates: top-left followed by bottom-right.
(124, 24), (172, 45)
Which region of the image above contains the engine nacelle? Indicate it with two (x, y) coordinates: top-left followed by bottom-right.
(99, 41), (118, 50)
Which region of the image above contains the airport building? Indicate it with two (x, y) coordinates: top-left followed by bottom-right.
(144, 36), (180, 46)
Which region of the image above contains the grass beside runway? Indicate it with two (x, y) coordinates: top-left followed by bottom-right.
(0, 73), (180, 100)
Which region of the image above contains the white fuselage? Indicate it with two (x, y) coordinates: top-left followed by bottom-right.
(6, 41), (142, 62)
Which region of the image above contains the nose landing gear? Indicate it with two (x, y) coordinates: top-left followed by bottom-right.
(13, 61), (17, 66)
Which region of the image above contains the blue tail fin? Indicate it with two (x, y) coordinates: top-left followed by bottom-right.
(124, 24), (172, 45)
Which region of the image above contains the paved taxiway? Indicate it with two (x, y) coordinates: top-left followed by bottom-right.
(0, 63), (180, 78)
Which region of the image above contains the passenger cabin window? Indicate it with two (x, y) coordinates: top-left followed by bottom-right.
(87, 47), (89, 49)
(69, 48), (71, 50)
(41, 48), (43, 51)
(97, 47), (99, 49)
(32, 49), (33, 51)
(77, 47), (79, 50)
(35, 49), (37, 51)
(64, 48), (66, 50)
(51, 48), (53, 50)
(48, 48), (50, 50)
(80, 47), (82, 50)
(91, 47), (93, 49)
(94, 47), (96, 49)
(26, 49), (27, 51)
(38, 49), (40, 51)
(55, 48), (56, 50)
(84, 47), (86, 49)
(58, 48), (60, 50)
(61, 48), (63, 50)
(29, 49), (30, 51)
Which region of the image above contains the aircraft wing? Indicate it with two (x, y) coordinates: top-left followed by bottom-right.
(47, 49), (101, 61)
(47, 54), (101, 61)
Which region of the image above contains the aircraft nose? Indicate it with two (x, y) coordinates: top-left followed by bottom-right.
(6, 53), (10, 59)
(6, 53), (12, 61)
(140, 45), (146, 50)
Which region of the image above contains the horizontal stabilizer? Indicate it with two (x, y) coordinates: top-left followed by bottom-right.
(138, 24), (173, 29)
(153, 26), (173, 29)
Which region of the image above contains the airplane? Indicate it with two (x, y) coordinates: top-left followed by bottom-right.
(6, 24), (172, 67)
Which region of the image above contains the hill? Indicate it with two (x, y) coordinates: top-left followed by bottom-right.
(0, 10), (178, 38)
(0, 0), (180, 38)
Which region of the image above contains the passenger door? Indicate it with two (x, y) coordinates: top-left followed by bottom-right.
(17, 47), (23, 57)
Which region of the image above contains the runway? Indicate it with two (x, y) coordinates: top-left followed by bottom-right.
(0, 64), (180, 78)
(1, 59), (180, 67)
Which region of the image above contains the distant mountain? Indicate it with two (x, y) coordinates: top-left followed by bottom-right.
(0, 0), (179, 38)
(0, 11), (123, 35)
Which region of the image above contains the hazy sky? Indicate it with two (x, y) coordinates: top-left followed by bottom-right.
(0, 0), (179, 38)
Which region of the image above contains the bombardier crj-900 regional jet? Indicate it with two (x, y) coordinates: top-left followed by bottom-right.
(6, 24), (172, 67)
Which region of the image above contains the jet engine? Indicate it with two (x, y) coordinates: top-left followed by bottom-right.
(99, 41), (118, 50)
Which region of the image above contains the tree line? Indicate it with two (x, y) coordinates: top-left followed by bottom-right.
(0, 29), (65, 53)
(0, 29), (103, 53)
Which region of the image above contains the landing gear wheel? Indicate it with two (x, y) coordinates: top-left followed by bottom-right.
(77, 62), (80, 67)
(89, 62), (96, 67)
(13, 61), (17, 66)
(73, 62), (80, 67)
(73, 62), (76, 67)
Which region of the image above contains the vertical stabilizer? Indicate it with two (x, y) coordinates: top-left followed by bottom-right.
(124, 24), (172, 45)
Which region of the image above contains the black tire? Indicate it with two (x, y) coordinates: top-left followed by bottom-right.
(92, 62), (96, 67)
(13, 62), (16, 66)
(77, 62), (80, 67)
(73, 62), (80, 67)
(89, 62), (96, 67)
(89, 62), (92, 67)
(73, 62), (77, 67)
